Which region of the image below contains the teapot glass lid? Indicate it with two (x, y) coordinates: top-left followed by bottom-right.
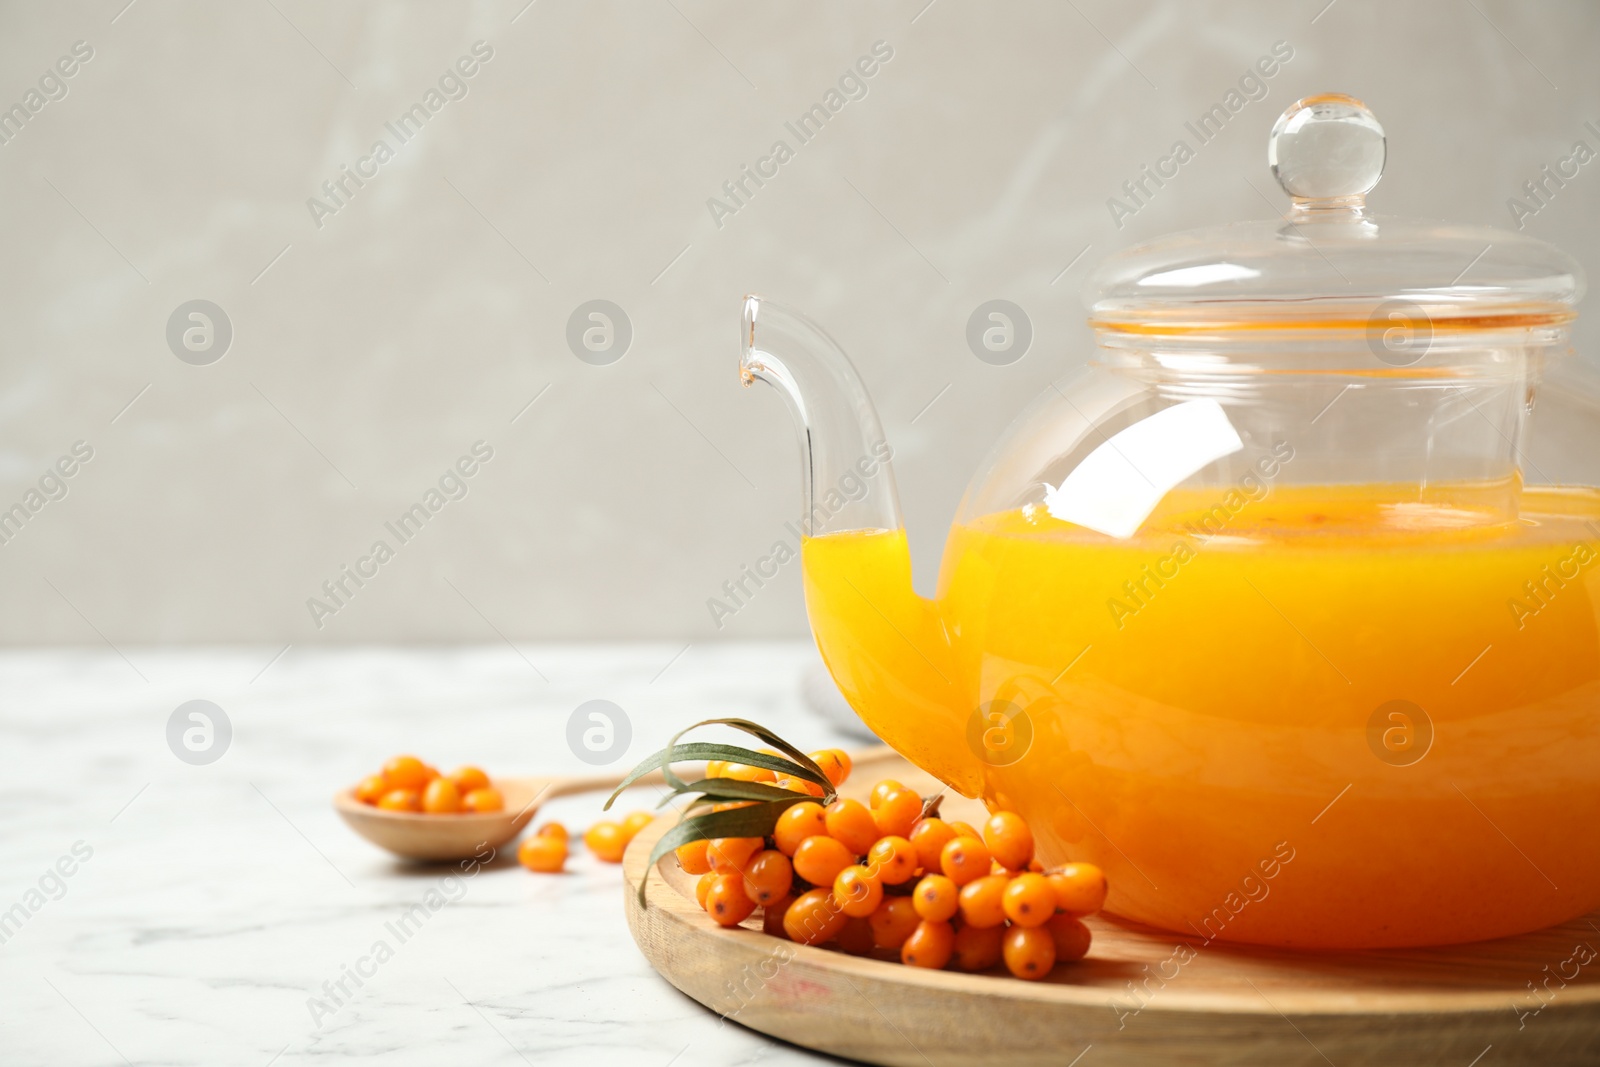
(1086, 94), (1585, 333)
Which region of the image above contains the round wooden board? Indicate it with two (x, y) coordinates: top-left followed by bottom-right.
(623, 750), (1600, 1066)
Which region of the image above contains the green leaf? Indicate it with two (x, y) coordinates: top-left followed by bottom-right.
(692, 718), (833, 790)
(605, 742), (719, 806)
(659, 720), (698, 794)
(601, 715), (853, 904)
(659, 718), (817, 795)
(604, 740), (828, 809)
(638, 798), (810, 903)
(654, 777), (810, 808)
(671, 737), (830, 792)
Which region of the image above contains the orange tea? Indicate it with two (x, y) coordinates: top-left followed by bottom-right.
(804, 485), (1600, 947)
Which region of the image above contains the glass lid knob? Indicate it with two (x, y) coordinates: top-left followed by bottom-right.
(1269, 93), (1386, 206)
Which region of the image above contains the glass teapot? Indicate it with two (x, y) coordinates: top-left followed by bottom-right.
(741, 94), (1598, 949)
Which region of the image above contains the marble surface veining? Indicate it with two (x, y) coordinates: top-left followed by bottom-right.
(0, 643), (859, 1066)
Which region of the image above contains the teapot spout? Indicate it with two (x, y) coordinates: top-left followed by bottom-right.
(740, 296), (978, 796)
(739, 295), (902, 537)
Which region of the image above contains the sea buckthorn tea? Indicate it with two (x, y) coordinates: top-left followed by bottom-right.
(803, 484), (1600, 947)
(743, 94), (1600, 946)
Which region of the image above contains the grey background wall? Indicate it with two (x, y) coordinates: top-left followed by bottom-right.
(1, 0), (1596, 645)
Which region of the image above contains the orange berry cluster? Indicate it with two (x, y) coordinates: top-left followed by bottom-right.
(353, 755), (503, 815)
(517, 811), (654, 874)
(678, 765), (1107, 981)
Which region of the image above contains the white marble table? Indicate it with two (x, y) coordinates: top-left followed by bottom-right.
(0, 644), (862, 1066)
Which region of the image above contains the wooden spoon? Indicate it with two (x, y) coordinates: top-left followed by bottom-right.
(334, 747), (897, 863)
(334, 771), (658, 862)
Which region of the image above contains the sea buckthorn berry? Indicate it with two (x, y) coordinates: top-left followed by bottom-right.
(675, 839), (712, 875)
(421, 764), (441, 783)
(792, 835), (854, 887)
(912, 874), (960, 922)
(873, 789), (922, 839)
(722, 763), (776, 783)
(711, 800), (755, 813)
(869, 897), (921, 950)
(952, 922), (1005, 972)
(584, 821), (628, 863)
(462, 787), (504, 814)
(354, 774), (389, 805)
(619, 811), (654, 842)
(1046, 913), (1093, 961)
(377, 788), (421, 812)
(696, 872), (718, 910)
(763, 894), (794, 938)
(784, 888), (847, 945)
(517, 835), (565, 873)
(866, 836), (917, 885)
(449, 765), (489, 794)
(743, 850), (795, 906)
(824, 799), (879, 855)
(1028, 858), (1044, 873)
(1002, 873), (1056, 927)
(833, 865), (884, 918)
(909, 818), (957, 872)
(957, 874), (1011, 929)
(983, 812), (1034, 872)
(774, 776), (826, 797)
(704, 759), (728, 779)
(774, 802), (827, 856)
(422, 777), (463, 814)
(1003, 924), (1057, 980)
(1048, 863), (1108, 916)
(869, 779), (905, 810)
(382, 756), (429, 791)
(940, 835), (993, 886)
(947, 820), (981, 840)
(537, 821), (569, 842)
(901, 920), (955, 969)
(707, 873), (756, 927)
(837, 916), (876, 956)
(808, 750), (850, 788)
(708, 836), (763, 874)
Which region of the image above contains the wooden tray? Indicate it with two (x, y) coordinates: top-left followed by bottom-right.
(623, 751), (1600, 1065)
